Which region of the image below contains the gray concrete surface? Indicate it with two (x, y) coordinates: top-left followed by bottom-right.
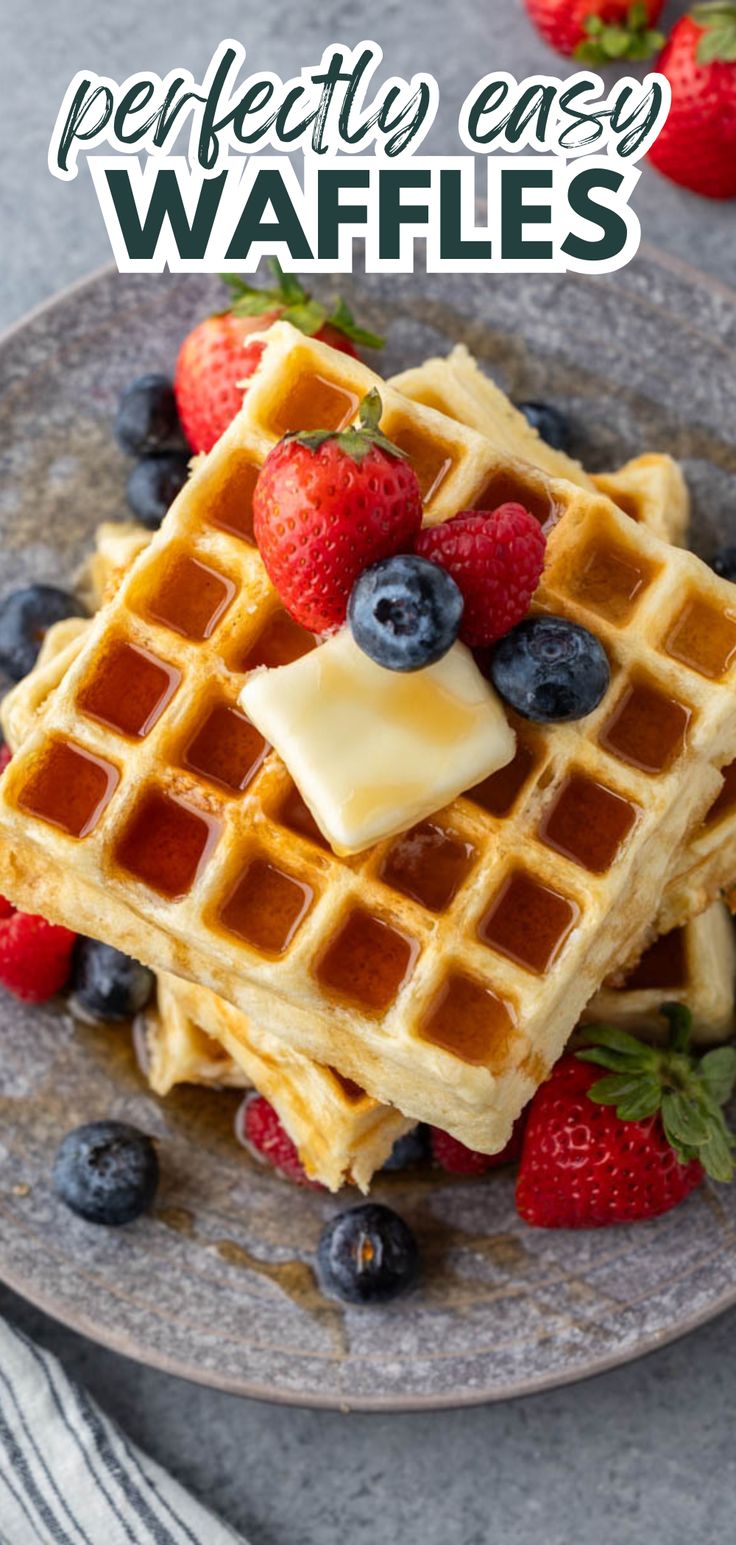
(2, 2), (735, 1541)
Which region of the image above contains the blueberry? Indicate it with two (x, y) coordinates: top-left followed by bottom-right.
(348, 555), (463, 672)
(0, 585), (85, 682)
(115, 374), (187, 457)
(382, 1126), (430, 1172)
(70, 939), (155, 1024)
(53, 1120), (158, 1225)
(710, 547), (736, 583)
(126, 453), (190, 529)
(516, 401), (571, 454)
(489, 615), (610, 723)
(317, 1203), (419, 1304)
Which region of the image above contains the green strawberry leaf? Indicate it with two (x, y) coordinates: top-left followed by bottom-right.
(574, 40), (607, 60)
(587, 1071), (651, 1105)
(698, 1046), (736, 1105)
(693, 3), (736, 61)
(222, 273), (285, 317)
(576, 1045), (651, 1073)
(659, 1001), (692, 1054)
(574, 4), (663, 60)
(219, 266), (384, 346)
(614, 1085), (662, 1122)
(287, 390), (409, 463)
(661, 1090), (711, 1148)
(328, 297), (385, 350)
(281, 299), (329, 337)
(699, 1120), (735, 1184)
(267, 259), (308, 306)
(601, 26), (636, 55)
(577, 1024), (658, 1061)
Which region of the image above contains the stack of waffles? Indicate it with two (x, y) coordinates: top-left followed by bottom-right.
(2, 321), (735, 1188)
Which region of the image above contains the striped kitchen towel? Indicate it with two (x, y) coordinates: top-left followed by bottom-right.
(0, 1316), (246, 1545)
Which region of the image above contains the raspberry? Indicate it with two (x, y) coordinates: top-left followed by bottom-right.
(235, 1092), (322, 1188)
(0, 743), (11, 775)
(431, 1117), (525, 1175)
(415, 503), (546, 648)
(0, 909), (77, 1002)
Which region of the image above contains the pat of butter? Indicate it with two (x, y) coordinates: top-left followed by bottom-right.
(241, 630), (516, 855)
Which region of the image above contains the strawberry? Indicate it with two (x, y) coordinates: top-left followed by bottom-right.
(0, 907), (77, 1003)
(0, 743), (11, 776)
(523, 0), (664, 60)
(234, 1091), (321, 1188)
(648, 8), (736, 200)
(516, 1005), (736, 1228)
(253, 390), (423, 633)
(174, 265), (384, 454)
(431, 1116), (526, 1175)
(415, 503), (546, 648)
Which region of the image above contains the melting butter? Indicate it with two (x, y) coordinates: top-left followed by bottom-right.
(241, 629), (516, 855)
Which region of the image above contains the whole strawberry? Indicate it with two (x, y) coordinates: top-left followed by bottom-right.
(0, 907), (77, 1003)
(524, 0), (664, 59)
(516, 1006), (736, 1228)
(235, 1091), (321, 1188)
(175, 265), (383, 454)
(253, 390), (423, 633)
(648, 7), (736, 199)
(415, 503), (546, 648)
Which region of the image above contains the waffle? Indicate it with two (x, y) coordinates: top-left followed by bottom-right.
(391, 345), (594, 490)
(593, 456), (689, 546)
(138, 985), (250, 1093)
(2, 324), (736, 1152)
(585, 901), (736, 1046)
(150, 974), (412, 1190)
(76, 521), (153, 611)
(393, 349), (688, 546)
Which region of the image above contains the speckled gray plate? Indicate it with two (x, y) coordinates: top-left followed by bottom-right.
(1, 254), (736, 1410)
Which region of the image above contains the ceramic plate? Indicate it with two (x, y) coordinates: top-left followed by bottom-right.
(1, 254), (735, 1410)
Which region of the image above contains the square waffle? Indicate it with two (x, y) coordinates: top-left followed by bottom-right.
(2, 323), (736, 1151)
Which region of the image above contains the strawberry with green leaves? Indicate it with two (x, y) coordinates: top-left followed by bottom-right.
(174, 264), (384, 454)
(648, 6), (736, 199)
(253, 390), (423, 634)
(516, 1004), (736, 1228)
(523, 0), (664, 61)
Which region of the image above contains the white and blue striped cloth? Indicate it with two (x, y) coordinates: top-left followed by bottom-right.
(0, 1317), (246, 1544)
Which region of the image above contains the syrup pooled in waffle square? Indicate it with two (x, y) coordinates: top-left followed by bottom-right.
(3, 324), (736, 1151)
